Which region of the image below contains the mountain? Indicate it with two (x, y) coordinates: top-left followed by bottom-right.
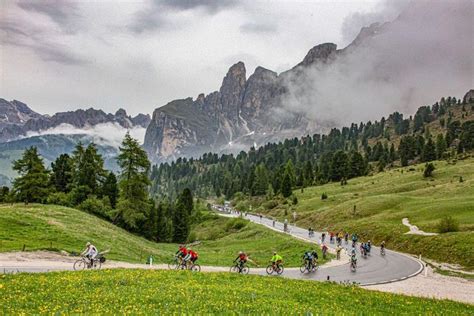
(0, 99), (151, 142)
(144, 0), (471, 162)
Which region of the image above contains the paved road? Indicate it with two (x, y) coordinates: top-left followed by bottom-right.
(230, 212), (423, 285)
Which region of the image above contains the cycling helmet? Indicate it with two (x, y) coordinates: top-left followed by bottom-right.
(86, 242), (91, 246)
(273, 251), (277, 255)
(239, 251), (243, 255)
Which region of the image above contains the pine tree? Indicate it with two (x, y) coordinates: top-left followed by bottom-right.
(252, 164), (268, 196)
(422, 138), (436, 162)
(70, 142), (106, 204)
(12, 147), (50, 204)
(349, 151), (366, 178)
(173, 189), (192, 243)
(435, 134), (447, 159)
(303, 161), (314, 186)
(114, 133), (151, 230)
(102, 171), (119, 209)
(281, 171), (292, 198)
(330, 150), (349, 181)
(50, 154), (73, 192)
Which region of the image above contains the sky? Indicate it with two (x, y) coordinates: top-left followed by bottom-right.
(0, 0), (397, 116)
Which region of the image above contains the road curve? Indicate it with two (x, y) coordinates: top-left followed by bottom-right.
(236, 212), (424, 286)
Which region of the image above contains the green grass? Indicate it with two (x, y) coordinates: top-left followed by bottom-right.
(240, 158), (474, 270)
(0, 204), (323, 267)
(1, 269), (472, 314)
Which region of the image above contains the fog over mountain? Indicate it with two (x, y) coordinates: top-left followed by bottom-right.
(281, 0), (472, 128)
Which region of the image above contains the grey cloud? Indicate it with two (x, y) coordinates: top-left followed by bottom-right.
(161, 0), (238, 12)
(17, 0), (80, 33)
(129, 0), (239, 33)
(239, 22), (277, 34)
(0, 18), (86, 65)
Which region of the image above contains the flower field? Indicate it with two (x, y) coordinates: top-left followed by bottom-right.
(1, 269), (472, 314)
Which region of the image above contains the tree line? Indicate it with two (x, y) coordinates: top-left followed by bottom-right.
(0, 133), (196, 243)
(150, 96), (474, 200)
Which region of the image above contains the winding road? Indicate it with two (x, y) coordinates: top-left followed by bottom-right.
(1, 211), (423, 286)
(229, 212), (424, 286)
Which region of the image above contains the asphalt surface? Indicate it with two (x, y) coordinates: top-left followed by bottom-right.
(237, 212), (423, 285)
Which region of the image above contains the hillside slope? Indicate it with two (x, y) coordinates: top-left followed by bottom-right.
(0, 204), (318, 266)
(237, 158), (474, 269)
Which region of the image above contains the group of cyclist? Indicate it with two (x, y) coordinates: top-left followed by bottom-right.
(175, 244), (199, 268)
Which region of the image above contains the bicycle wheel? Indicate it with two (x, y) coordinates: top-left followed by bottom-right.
(230, 265), (239, 273)
(266, 265), (274, 275)
(299, 263), (308, 273)
(73, 259), (86, 271)
(241, 265), (250, 275)
(276, 265), (284, 275)
(168, 259), (179, 270)
(350, 263), (357, 272)
(191, 264), (201, 272)
(92, 260), (101, 270)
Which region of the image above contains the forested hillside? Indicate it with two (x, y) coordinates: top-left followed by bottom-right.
(151, 94), (474, 199)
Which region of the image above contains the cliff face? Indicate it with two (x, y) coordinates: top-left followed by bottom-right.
(143, 42), (339, 162)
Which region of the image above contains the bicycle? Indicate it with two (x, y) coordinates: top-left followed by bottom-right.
(266, 262), (284, 275)
(178, 259), (201, 272)
(73, 255), (103, 271)
(230, 262), (250, 274)
(299, 260), (318, 273)
(380, 247), (386, 256)
(168, 255), (183, 270)
(350, 260), (357, 272)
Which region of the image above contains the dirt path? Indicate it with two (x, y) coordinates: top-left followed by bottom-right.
(402, 218), (438, 236)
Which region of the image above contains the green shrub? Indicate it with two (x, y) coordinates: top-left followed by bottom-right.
(234, 201), (249, 212)
(225, 218), (247, 231)
(187, 231), (197, 243)
(292, 195), (298, 205)
(78, 196), (111, 220)
(424, 163), (435, 177)
(46, 192), (72, 207)
(437, 216), (460, 233)
(321, 193), (328, 200)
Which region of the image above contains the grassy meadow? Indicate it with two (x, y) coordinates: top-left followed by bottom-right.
(2, 269), (473, 315)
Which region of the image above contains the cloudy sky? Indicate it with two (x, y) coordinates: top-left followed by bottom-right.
(0, 0), (404, 116)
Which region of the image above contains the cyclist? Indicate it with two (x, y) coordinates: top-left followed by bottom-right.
(336, 244), (343, 260)
(271, 252), (283, 269)
(350, 253), (357, 269)
(311, 249), (319, 266)
(81, 242), (98, 267)
(302, 250), (314, 269)
(344, 233), (349, 244)
(321, 244), (328, 259)
(234, 251), (248, 269)
(367, 240), (372, 254)
(308, 227), (314, 237)
(380, 241), (386, 255)
(351, 233), (358, 247)
(188, 248), (199, 265)
(321, 232), (326, 243)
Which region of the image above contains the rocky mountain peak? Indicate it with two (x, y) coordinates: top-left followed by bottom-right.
(463, 89), (474, 103)
(299, 43), (337, 67)
(115, 108), (128, 117)
(220, 61), (247, 120)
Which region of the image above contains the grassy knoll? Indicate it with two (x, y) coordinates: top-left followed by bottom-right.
(1, 269), (472, 314)
(0, 204), (322, 267)
(236, 158), (474, 269)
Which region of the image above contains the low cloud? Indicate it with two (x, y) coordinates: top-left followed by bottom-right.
(240, 22), (277, 34)
(25, 123), (147, 148)
(280, 0), (473, 127)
